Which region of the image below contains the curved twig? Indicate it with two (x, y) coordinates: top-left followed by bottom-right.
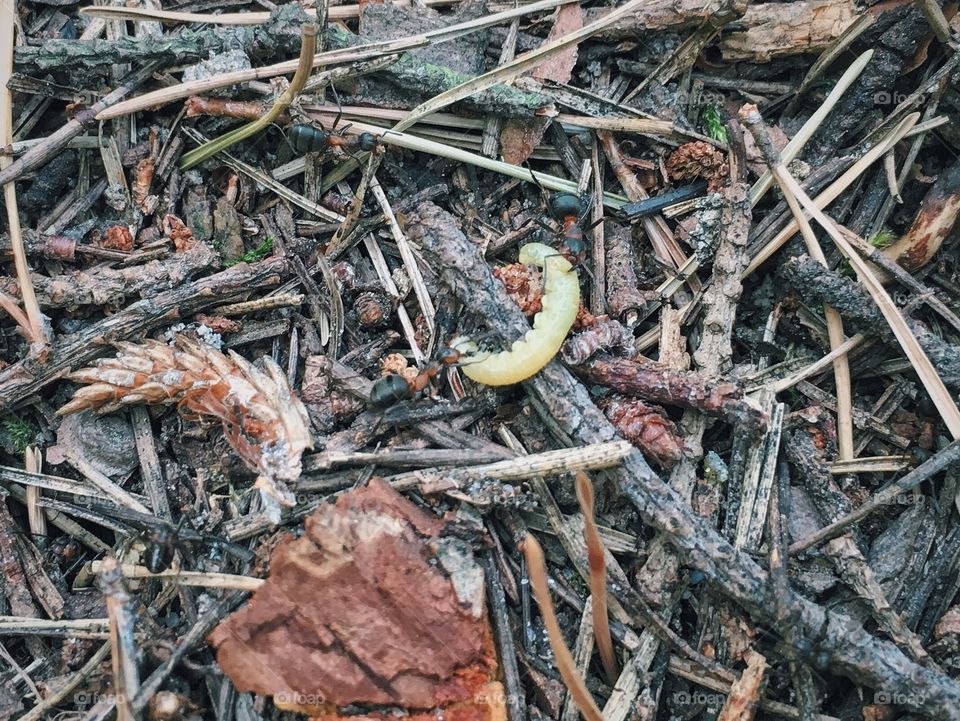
(180, 23), (317, 170)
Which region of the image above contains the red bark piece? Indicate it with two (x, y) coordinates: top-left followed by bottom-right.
(209, 479), (505, 721)
(531, 4), (584, 83)
(500, 3), (583, 164)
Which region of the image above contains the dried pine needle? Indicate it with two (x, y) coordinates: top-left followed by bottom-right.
(575, 471), (618, 685)
(523, 533), (604, 721)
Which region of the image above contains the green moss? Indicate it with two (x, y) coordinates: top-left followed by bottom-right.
(224, 236), (274, 267)
(2, 415), (37, 453)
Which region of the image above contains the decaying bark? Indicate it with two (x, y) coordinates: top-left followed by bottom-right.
(880, 155), (960, 273)
(0, 242), (219, 309)
(575, 357), (767, 436)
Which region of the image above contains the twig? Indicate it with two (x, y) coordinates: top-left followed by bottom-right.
(789, 439), (960, 554)
(915, 0), (952, 42)
(100, 557), (139, 721)
(739, 103), (855, 460)
(0, 62), (160, 187)
(0, 9), (43, 345)
(392, 0), (651, 133)
(747, 107), (960, 438)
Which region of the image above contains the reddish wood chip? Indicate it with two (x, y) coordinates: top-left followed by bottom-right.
(500, 3), (583, 164)
(209, 479), (505, 721)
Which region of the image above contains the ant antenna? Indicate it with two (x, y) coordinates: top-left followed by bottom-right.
(329, 83), (344, 131)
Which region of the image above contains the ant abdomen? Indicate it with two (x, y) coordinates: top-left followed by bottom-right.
(368, 373), (411, 410)
(356, 133), (379, 152)
(289, 124), (330, 154)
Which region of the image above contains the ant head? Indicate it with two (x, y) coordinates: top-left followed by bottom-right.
(436, 346), (462, 366)
(560, 236), (588, 265)
(357, 133), (380, 152)
(550, 192), (586, 220)
(368, 373), (410, 410)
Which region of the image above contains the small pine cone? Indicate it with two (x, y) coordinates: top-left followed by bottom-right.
(602, 394), (684, 469)
(355, 290), (393, 329)
(58, 336), (311, 507)
(666, 142), (729, 192)
(494, 262), (542, 316)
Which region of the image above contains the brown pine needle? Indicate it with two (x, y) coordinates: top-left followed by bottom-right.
(574, 471), (619, 685)
(523, 533), (604, 721)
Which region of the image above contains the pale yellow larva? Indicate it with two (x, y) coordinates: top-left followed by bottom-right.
(455, 242), (580, 386)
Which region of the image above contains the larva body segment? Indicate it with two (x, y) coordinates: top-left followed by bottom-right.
(458, 242), (580, 386)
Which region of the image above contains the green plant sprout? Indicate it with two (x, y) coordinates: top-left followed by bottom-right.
(225, 236), (274, 267)
(703, 106), (728, 144)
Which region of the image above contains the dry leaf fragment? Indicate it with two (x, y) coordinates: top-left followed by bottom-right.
(209, 479), (505, 721)
(57, 335), (311, 509)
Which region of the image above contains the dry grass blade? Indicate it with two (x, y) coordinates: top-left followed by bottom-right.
(744, 113), (920, 277)
(80, 0), (457, 24)
(180, 24), (316, 169)
(749, 124), (855, 459)
(523, 533), (605, 721)
(0, 8), (43, 345)
(757, 138), (960, 438)
(751, 49), (873, 205)
(574, 470), (618, 685)
(57, 336), (313, 509)
(301, 117), (628, 207)
(392, 0), (650, 133)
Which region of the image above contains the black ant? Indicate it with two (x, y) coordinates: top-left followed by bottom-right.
(367, 347), (462, 411)
(48, 498), (256, 574)
(288, 124), (381, 156)
(142, 516), (187, 573)
(287, 83), (382, 157)
(526, 167), (599, 270)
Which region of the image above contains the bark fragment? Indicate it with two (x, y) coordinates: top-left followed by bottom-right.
(209, 479), (504, 721)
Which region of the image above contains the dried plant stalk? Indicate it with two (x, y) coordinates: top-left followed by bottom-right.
(58, 336), (312, 509)
(574, 471), (618, 685)
(523, 533), (604, 721)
